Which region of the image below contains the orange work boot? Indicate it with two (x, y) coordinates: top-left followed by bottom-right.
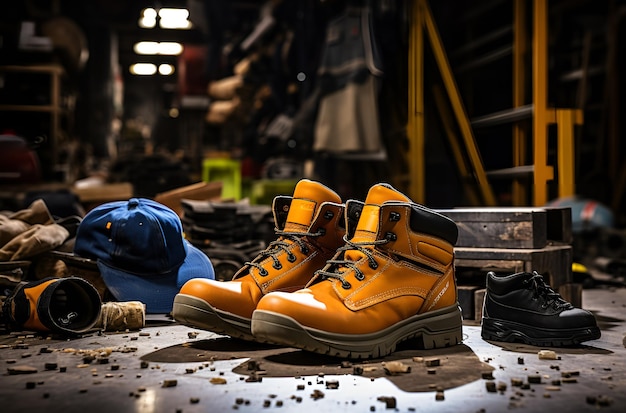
(251, 183), (463, 358)
(172, 179), (345, 341)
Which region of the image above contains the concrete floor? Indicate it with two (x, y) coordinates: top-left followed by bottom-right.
(1, 287), (625, 413)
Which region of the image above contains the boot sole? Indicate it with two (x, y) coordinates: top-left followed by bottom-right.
(481, 317), (601, 346)
(172, 294), (256, 342)
(251, 304), (463, 359)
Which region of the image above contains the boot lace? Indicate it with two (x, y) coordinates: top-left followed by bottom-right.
(315, 237), (389, 289)
(245, 228), (324, 276)
(523, 271), (572, 310)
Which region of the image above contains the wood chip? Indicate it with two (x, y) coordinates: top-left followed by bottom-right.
(376, 396), (396, 409)
(482, 371), (494, 380)
(7, 365), (38, 375)
(382, 361), (411, 375)
(325, 380), (339, 389)
(538, 350), (558, 360)
(511, 378), (524, 387)
(210, 377), (227, 385)
(162, 379), (178, 388)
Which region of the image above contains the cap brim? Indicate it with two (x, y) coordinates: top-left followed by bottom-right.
(51, 250), (99, 271)
(97, 242), (214, 314)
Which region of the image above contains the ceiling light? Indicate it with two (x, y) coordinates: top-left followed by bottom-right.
(139, 8), (157, 28)
(134, 41), (159, 55)
(130, 63), (157, 75)
(158, 8), (192, 29)
(158, 42), (184, 55)
(134, 41), (183, 55)
(158, 64), (175, 75)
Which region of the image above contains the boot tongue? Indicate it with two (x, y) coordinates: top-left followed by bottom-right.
(345, 184), (410, 263)
(351, 184), (410, 243)
(284, 180), (341, 232)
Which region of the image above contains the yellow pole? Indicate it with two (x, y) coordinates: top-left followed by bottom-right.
(407, 0), (425, 203)
(512, 0), (528, 205)
(421, 0), (496, 205)
(556, 109), (583, 198)
(532, 0), (553, 205)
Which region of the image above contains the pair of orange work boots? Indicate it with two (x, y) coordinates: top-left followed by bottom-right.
(172, 179), (462, 359)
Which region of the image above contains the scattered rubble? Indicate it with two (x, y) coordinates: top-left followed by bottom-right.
(538, 350), (559, 360)
(424, 358), (441, 367)
(377, 396), (397, 409)
(310, 389), (325, 400)
(7, 365), (37, 374)
(481, 371), (494, 380)
(382, 361), (411, 375)
(325, 379), (339, 389)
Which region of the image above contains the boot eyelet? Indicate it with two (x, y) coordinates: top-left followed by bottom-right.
(355, 272), (365, 281)
(301, 246), (309, 254)
(324, 210), (334, 220)
(342, 281), (352, 289)
(385, 232), (397, 241)
(317, 228), (326, 236)
(273, 262), (283, 270)
(389, 211), (401, 222)
(287, 253), (296, 262)
(369, 261), (378, 269)
(259, 268), (269, 276)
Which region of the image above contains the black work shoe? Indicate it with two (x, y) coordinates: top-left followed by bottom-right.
(481, 271), (601, 346)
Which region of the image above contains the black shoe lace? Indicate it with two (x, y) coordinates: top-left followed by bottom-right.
(523, 271), (572, 310)
(245, 228), (324, 276)
(314, 237), (389, 289)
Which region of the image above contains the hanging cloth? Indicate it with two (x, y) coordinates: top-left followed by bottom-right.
(313, 6), (384, 154)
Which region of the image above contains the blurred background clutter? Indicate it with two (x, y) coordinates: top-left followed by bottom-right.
(0, 0), (625, 284)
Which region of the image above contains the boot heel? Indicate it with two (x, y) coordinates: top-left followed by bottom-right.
(419, 305), (463, 349)
(421, 328), (463, 349)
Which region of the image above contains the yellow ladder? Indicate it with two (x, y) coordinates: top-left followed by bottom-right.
(407, 0), (584, 206)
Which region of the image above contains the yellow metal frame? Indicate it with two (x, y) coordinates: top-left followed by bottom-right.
(512, 0), (528, 205)
(531, 0), (583, 205)
(407, 0), (496, 206)
(531, 0), (553, 206)
(554, 108), (583, 199)
(432, 84), (481, 206)
(408, 0), (583, 206)
(407, 0), (424, 203)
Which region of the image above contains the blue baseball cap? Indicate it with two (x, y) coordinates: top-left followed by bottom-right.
(73, 198), (214, 313)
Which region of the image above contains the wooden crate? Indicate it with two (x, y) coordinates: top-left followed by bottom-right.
(435, 207), (571, 249)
